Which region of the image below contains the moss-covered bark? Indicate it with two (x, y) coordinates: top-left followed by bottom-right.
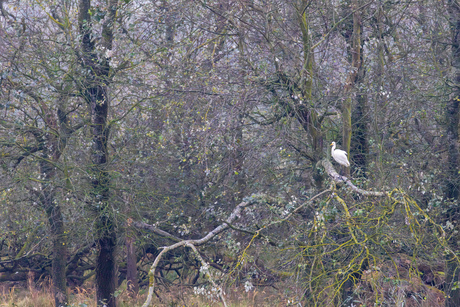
(342, 0), (363, 178)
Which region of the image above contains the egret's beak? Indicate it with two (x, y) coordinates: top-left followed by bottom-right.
(330, 142), (333, 146)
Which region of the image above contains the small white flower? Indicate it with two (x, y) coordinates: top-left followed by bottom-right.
(105, 49), (113, 58)
(200, 263), (209, 274)
(244, 281), (253, 292)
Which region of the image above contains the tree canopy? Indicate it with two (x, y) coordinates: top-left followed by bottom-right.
(1, 0), (460, 306)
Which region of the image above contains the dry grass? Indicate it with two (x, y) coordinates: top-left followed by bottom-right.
(0, 283), (293, 307)
(0, 286), (54, 307)
(0, 270), (444, 307)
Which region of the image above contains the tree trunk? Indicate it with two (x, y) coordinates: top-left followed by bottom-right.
(350, 1), (368, 175)
(342, 0), (363, 178)
(296, 0), (324, 187)
(39, 170), (68, 307)
(342, 98), (352, 177)
(446, 1), (460, 306)
(96, 218), (117, 307)
(36, 101), (71, 307)
(79, 0), (118, 305)
(89, 84), (117, 307)
(351, 86), (368, 176)
(47, 201), (68, 307)
(351, 35), (368, 176)
(125, 234), (139, 296)
(37, 152), (68, 307)
(339, 0), (363, 301)
(445, 93), (460, 201)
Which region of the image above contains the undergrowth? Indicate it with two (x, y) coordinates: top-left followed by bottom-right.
(0, 284), (288, 307)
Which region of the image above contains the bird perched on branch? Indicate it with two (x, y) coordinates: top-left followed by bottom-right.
(330, 142), (350, 167)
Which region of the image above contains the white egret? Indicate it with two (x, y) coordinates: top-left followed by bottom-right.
(330, 142), (350, 167)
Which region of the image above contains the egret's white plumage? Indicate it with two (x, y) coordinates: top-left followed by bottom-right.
(330, 142), (350, 167)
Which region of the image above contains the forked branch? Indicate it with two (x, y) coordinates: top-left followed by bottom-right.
(141, 194), (269, 307)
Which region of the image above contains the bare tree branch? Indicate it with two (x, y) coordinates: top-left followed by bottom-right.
(132, 221), (182, 243)
(321, 159), (386, 197)
(141, 194), (273, 307)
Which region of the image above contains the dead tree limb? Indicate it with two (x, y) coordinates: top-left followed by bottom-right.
(321, 159), (386, 197)
(141, 194), (272, 307)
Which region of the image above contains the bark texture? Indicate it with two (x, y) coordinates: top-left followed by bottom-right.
(78, 0), (118, 305)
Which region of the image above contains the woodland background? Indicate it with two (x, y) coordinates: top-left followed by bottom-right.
(1, 0), (460, 306)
